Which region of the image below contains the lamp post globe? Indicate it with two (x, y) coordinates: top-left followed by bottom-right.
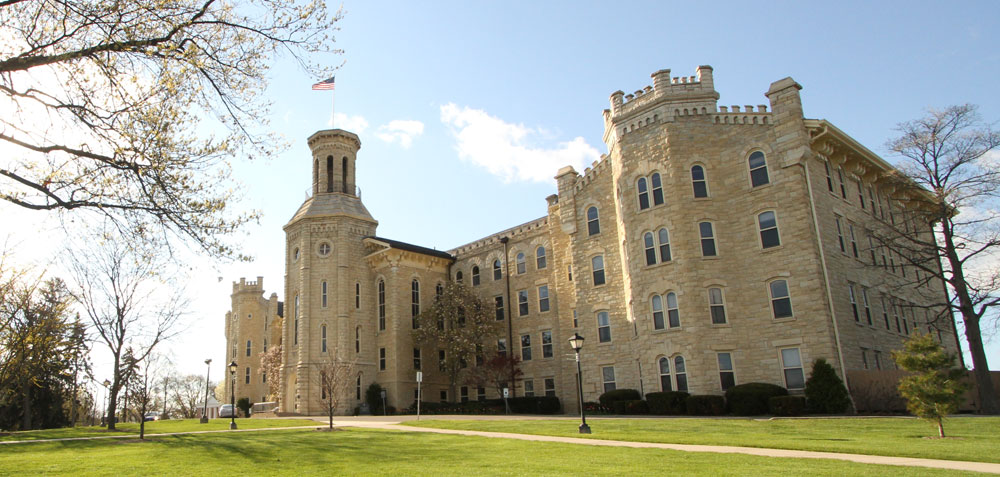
(228, 360), (238, 430)
(200, 358), (212, 423)
(568, 333), (590, 434)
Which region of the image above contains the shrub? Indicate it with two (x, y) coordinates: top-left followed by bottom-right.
(646, 391), (689, 415)
(506, 396), (562, 414)
(365, 383), (385, 414)
(583, 401), (605, 414)
(686, 395), (725, 416)
(804, 359), (851, 414)
(725, 383), (788, 415)
(769, 396), (807, 416)
(612, 399), (649, 415)
(236, 397), (252, 417)
(538, 396), (562, 414)
(598, 389), (641, 409)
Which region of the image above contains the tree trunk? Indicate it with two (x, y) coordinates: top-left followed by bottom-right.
(937, 417), (945, 438)
(107, 386), (120, 430)
(964, 316), (999, 414)
(20, 377), (32, 430)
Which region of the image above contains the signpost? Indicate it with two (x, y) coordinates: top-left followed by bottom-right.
(380, 389), (387, 416)
(503, 387), (510, 415)
(416, 371), (423, 421)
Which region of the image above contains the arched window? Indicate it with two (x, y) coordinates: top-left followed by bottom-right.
(651, 295), (664, 330)
(586, 207), (600, 236)
(770, 280), (793, 319)
(356, 374), (362, 400)
(355, 326), (361, 353)
(637, 177), (650, 210)
(246, 340), (251, 357)
(658, 357), (671, 391)
(643, 232), (656, 266)
(493, 260), (502, 280)
(674, 356), (688, 392)
(377, 280), (386, 331)
(758, 211), (780, 248)
(321, 324), (327, 353)
(342, 157), (348, 194)
(411, 279), (420, 329)
(748, 151), (769, 187)
(657, 228), (671, 262)
(536, 247), (547, 269)
(472, 266), (481, 286)
(456, 270), (464, 283)
(666, 292), (680, 328)
(313, 159), (318, 194)
(355, 282), (360, 309)
(321, 280), (328, 308)
(294, 294), (299, 345)
(516, 252), (526, 274)
(435, 283), (443, 301)
(699, 221), (717, 257)
(691, 165), (708, 198)
(591, 255), (605, 286)
(709, 287), (727, 324)
(326, 155), (334, 192)
(651, 173), (664, 205)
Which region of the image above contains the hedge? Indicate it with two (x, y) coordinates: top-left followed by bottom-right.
(725, 382), (788, 416)
(598, 389), (641, 409)
(612, 399), (649, 415)
(686, 395), (725, 415)
(646, 391), (689, 415)
(769, 396), (807, 416)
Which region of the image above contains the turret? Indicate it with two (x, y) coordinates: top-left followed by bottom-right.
(309, 129), (361, 197)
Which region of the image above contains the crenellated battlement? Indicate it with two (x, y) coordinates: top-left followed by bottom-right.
(608, 66), (719, 119)
(233, 276), (265, 294)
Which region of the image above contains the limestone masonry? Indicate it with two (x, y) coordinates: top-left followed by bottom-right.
(224, 66), (959, 414)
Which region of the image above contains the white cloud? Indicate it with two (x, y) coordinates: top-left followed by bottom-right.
(329, 112), (369, 133)
(376, 120), (425, 148)
(440, 103), (600, 183)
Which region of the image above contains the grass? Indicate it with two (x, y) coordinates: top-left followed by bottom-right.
(403, 416), (1000, 463)
(0, 426), (979, 476)
(0, 418), (318, 442)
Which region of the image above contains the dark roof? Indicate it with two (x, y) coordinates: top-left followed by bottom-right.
(367, 236), (454, 260)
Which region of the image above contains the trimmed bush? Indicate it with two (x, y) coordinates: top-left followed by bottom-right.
(769, 395), (807, 416)
(598, 389), (641, 410)
(611, 399), (649, 415)
(365, 383), (385, 414)
(686, 395), (725, 416)
(646, 391), (689, 415)
(507, 396), (562, 414)
(236, 397), (252, 417)
(725, 382), (788, 416)
(805, 358), (851, 414)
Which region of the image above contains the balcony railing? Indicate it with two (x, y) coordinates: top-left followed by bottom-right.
(304, 183), (362, 200)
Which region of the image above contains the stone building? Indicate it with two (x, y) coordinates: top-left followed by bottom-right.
(225, 66), (960, 414)
(225, 277), (282, 404)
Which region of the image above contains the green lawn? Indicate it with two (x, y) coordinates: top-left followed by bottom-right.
(403, 417), (1000, 463)
(0, 418), (317, 442)
(0, 427), (978, 476)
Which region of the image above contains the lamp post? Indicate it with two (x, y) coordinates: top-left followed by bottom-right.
(102, 379), (111, 427)
(200, 359), (212, 423)
(568, 333), (590, 434)
(228, 361), (238, 430)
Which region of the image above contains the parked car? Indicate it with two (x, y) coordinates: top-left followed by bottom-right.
(220, 404), (235, 418)
(143, 411), (160, 422)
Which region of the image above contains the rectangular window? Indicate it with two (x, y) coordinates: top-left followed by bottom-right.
(523, 380), (534, 397)
(379, 348), (386, 371)
(572, 309), (578, 328)
(597, 311), (611, 342)
(769, 280), (793, 319)
(438, 349), (446, 372)
(781, 348), (805, 390)
(862, 287), (873, 326)
(718, 352), (736, 391)
(874, 351), (882, 370)
(541, 331), (553, 358)
(837, 167), (847, 199)
(355, 283), (360, 309)
(322, 281), (328, 308)
(824, 161), (834, 192)
(460, 386), (469, 403)
(868, 234), (878, 265)
(475, 344), (484, 366)
(246, 340), (252, 357)
(518, 290), (529, 316)
(602, 366), (616, 393)
(848, 224), (859, 258)
(538, 285), (550, 312)
(544, 378), (556, 397)
(245, 367), (250, 385)
(709, 287), (727, 324)
(881, 297), (891, 330)
(413, 348), (421, 370)
(520, 334), (532, 361)
(497, 339), (507, 357)
(835, 216), (846, 253)
(477, 387), (486, 401)
(495, 296), (504, 321)
(861, 348), (869, 369)
(592, 255), (605, 286)
(857, 179), (865, 209)
(378, 281), (386, 331)
(438, 390), (447, 403)
(699, 222), (717, 257)
(848, 283), (859, 322)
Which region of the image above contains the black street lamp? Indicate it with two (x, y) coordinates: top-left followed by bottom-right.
(102, 379), (111, 427)
(200, 359), (212, 423)
(228, 360), (238, 430)
(568, 333), (590, 434)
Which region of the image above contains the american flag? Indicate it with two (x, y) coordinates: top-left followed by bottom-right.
(312, 76), (336, 90)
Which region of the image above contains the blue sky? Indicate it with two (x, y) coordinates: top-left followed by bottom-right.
(6, 1), (1000, 379)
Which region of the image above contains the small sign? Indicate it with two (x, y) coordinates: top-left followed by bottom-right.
(380, 390), (387, 399)
(416, 371), (423, 383)
(502, 387), (509, 398)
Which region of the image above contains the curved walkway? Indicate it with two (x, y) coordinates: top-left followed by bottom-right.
(327, 418), (1000, 474)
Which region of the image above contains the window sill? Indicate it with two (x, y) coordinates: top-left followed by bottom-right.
(760, 245), (784, 254)
(711, 323), (732, 328)
(651, 327), (683, 334)
(772, 316), (796, 323)
(750, 182), (775, 193)
(645, 260), (675, 270)
(701, 255), (721, 260)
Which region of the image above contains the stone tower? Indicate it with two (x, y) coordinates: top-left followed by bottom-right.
(225, 277), (281, 404)
(281, 129), (378, 414)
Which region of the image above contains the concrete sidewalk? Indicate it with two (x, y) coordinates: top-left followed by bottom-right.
(328, 418), (1000, 475)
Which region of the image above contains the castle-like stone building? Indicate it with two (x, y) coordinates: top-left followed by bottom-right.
(225, 66), (960, 414)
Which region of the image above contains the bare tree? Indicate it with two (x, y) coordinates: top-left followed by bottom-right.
(413, 283), (502, 401)
(127, 354), (165, 440)
(0, 0), (343, 259)
(69, 237), (186, 429)
(466, 353), (523, 401)
(878, 104), (1000, 413)
(170, 374), (212, 419)
(316, 359), (356, 429)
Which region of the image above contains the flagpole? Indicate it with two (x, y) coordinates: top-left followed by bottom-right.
(331, 87), (336, 128)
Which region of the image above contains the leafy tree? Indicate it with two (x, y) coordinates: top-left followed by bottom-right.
(412, 283), (502, 400)
(170, 373), (213, 419)
(876, 104), (1000, 413)
(236, 397), (252, 418)
(365, 383), (385, 415)
(316, 358), (355, 429)
(892, 333), (969, 437)
(0, 0), (343, 259)
(804, 359), (852, 414)
(259, 343), (283, 403)
(69, 238), (185, 430)
(465, 353), (523, 401)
